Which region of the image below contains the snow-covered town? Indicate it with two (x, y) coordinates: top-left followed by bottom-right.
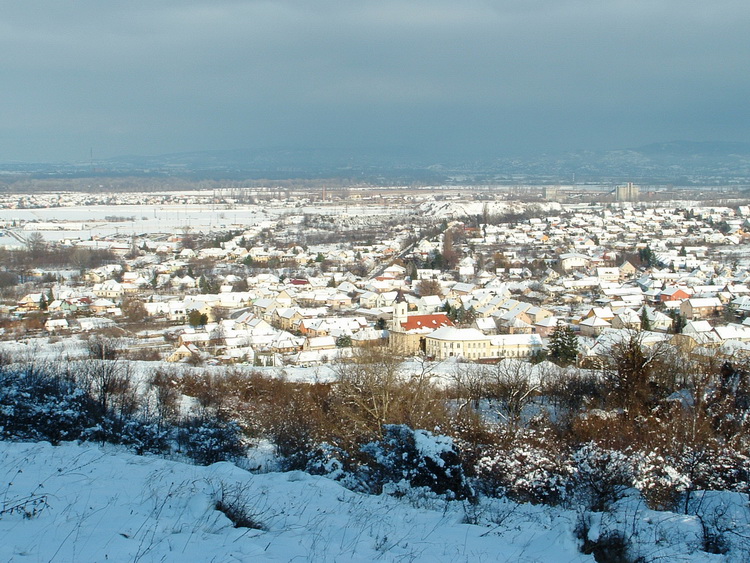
(4, 184), (750, 561)
(4, 187), (750, 369)
(4, 1), (750, 559)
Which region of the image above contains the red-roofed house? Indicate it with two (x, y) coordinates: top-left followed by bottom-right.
(398, 313), (452, 332)
(389, 302), (454, 354)
(660, 286), (691, 303)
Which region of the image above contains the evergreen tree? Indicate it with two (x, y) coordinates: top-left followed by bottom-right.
(199, 275), (219, 294)
(199, 275), (210, 294)
(723, 301), (738, 323)
(548, 321), (578, 367)
(408, 263), (418, 280)
(669, 311), (686, 334)
(188, 309), (208, 328)
(335, 335), (352, 348)
(638, 245), (656, 268)
(442, 302), (458, 322)
(640, 308), (652, 331)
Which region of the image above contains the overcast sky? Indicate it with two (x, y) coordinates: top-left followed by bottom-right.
(1, 1), (749, 162)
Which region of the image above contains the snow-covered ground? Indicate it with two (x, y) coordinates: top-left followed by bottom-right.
(1, 441), (586, 562)
(2, 440), (749, 562)
(0, 201), (411, 245)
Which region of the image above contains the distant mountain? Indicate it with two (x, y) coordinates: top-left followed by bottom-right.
(100, 141), (750, 183)
(480, 141), (750, 184)
(633, 140), (750, 157)
(102, 146), (442, 181)
(3, 141), (750, 184)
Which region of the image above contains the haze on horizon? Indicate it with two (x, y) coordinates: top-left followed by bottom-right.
(1, 1), (749, 163)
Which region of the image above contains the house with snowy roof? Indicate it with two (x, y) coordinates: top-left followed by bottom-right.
(619, 261), (637, 279)
(473, 317), (498, 335)
(425, 327), (491, 360)
(272, 307), (305, 331)
(680, 320), (721, 346)
(446, 282), (476, 298)
(417, 294), (444, 314)
(496, 316), (534, 335)
(611, 308), (642, 331)
(93, 280), (124, 300)
(578, 315), (612, 337)
(558, 252), (591, 272)
(45, 318), (70, 332)
(680, 297), (722, 320)
(490, 333), (544, 359)
(167, 343), (203, 363)
(634, 306), (673, 332)
(534, 316), (561, 338)
(714, 324), (750, 343)
(424, 327), (543, 361)
(596, 267), (620, 283)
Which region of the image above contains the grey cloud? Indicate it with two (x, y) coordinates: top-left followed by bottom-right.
(0, 1), (749, 161)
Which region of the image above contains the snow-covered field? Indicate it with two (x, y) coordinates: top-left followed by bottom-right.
(0, 200), (411, 245)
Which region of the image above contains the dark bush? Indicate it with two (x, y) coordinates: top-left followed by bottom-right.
(214, 482), (267, 530)
(360, 424), (474, 500)
(576, 511), (639, 563)
(177, 415), (247, 465)
(0, 368), (98, 444)
(84, 415), (171, 455)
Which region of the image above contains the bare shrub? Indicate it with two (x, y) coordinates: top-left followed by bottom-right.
(213, 482), (267, 530)
(86, 334), (123, 361)
(150, 367), (181, 428)
(570, 442), (634, 511)
(78, 358), (137, 419)
(475, 436), (572, 505)
(486, 359), (541, 431)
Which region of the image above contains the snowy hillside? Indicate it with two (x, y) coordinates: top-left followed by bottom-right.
(2, 441), (749, 562)
(2, 441), (586, 562)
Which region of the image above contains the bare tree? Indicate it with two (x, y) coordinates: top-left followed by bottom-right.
(602, 330), (669, 415)
(450, 363), (488, 412)
(180, 225), (196, 250)
(79, 352), (135, 419)
(486, 359), (540, 431)
(416, 278), (442, 297)
(150, 367), (181, 430)
(331, 345), (405, 440)
(86, 334), (123, 361)
(25, 231), (46, 259)
(121, 297), (148, 323)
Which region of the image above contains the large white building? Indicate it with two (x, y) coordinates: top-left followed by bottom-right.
(425, 326), (543, 361)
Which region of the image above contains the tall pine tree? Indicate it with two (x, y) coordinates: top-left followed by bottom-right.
(548, 321), (579, 367)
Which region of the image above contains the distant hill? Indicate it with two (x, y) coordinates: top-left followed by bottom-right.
(3, 141), (750, 184)
(634, 140), (750, 157)
(481, 141), (750, 184)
